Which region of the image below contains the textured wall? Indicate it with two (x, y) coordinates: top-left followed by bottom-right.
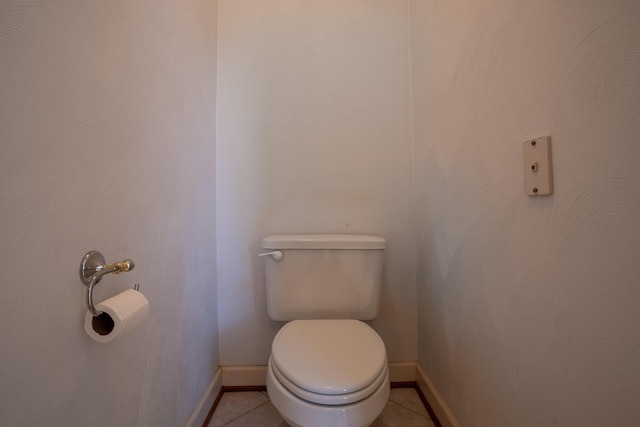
(410, 0), (640, 425)
(217, 0), (416, 365)
(0, 1), (218, 425)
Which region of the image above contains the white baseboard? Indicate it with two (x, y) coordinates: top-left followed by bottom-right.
(388, 361), (417, 382)
(184, 368), (222, 427)
(222, 365), (268, 387)
(416, 364), (460, 427)
(222, 361), (417, 387)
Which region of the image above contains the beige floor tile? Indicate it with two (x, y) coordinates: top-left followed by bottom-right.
(371, 401), (436, 427)
(209, 391), (270, 427)
(389, 388), (430, 418)
(223, 401), (289, 427)
(210, 388), (435, 427)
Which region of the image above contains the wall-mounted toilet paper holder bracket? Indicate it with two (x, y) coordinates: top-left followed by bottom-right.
(80, 250), (135, 316)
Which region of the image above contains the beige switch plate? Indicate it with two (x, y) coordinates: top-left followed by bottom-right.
(523, 136), (553, 196)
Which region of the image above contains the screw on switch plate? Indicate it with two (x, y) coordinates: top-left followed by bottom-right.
(523, 136), (553, 196)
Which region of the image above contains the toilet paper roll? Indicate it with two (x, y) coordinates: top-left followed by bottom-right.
(84, 289), (149, 343)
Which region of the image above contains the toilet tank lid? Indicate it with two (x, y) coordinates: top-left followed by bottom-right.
(262, 234), (385, 250)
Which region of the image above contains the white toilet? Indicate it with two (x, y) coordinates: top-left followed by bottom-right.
(261, 234), (389, 427)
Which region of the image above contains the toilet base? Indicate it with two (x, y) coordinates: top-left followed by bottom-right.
(267, 358), (390, 427)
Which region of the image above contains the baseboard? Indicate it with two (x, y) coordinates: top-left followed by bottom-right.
(388, 361), (417, 382)
(183, 368), (222, 427)
(222, 365), (268, 386)
(222, 361), (417, 387)
(416, 364), (460, 427)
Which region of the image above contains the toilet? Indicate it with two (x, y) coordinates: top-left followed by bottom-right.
(261, 234), (389, 427)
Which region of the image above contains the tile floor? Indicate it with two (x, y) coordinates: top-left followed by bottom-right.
(208, 387), (437, 427)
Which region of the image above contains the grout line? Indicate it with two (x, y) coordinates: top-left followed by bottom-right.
(390, 400), (431, 420)
(210, 392), (269, 427)
(389, 394), (431, 420)
(221, 400), (274, 426)
(212, 387), (435, 426)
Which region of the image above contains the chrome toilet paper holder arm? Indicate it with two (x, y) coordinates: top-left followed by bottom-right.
(80, 250), (135, 316)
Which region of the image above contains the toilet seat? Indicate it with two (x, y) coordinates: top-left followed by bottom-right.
(270, 356), (388, 405)
(271, 319), (387, 406)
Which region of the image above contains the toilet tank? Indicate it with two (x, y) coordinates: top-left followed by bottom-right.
(261, 234), (385, 321)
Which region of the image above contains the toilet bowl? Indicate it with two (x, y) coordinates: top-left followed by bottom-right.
(266, 319), (390, 427)
(261, 234), (389, 426)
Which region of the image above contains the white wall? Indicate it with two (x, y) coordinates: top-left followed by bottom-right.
(0, 1), (218, 425)
(410, 0), (640, 425)
(217, 0), (416, 365)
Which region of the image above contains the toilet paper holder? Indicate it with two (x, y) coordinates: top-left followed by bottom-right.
(80, 250), (136, 316)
